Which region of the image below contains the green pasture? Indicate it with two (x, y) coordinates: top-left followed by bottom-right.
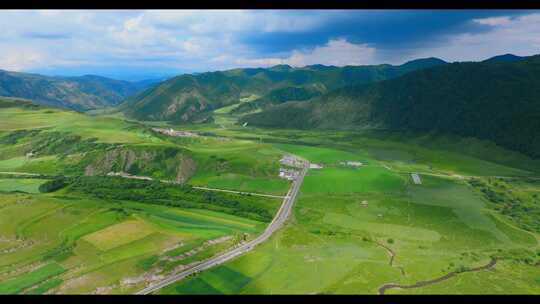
(190, 173), (289, 195)
(165, 169), (540, 294)
(0, 191), (267, 294)
(301, 166), (405, 194)
(0, 178), (46, 193)
(0, 262), (65, 294)
(2, 99), (540, 295)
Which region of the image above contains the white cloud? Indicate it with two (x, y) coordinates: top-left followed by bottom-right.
(473, 16), (511, 26)
(0, 10), (327, 72)
(287, 39), (376, 66)
(0, 48), (47, 71)
(235, 39), (376, 67)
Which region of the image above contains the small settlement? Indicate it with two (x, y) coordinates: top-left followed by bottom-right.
(279, 168), (299, 181)
(279, 154), (304, 168)
(152, 128), (199, 138)
(278, 154), (303, 181)
(340, 161), (363, 167)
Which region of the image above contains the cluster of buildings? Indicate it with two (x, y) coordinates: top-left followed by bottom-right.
(278, 154), (304, 181)
(152, 128), (199, 138)
(279, 168), (299, 181)
(279, 154), (304, 168)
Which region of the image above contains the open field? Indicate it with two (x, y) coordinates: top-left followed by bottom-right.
(302, 166), (405, 194)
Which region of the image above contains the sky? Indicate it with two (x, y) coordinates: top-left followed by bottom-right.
(0, 9), (539, 81)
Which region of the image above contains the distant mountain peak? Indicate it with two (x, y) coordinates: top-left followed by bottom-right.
(483, 54), (524, 63)
(304, 64), (337, 70)
(400, 57), (447, 67)
(269, 64), (293, 71)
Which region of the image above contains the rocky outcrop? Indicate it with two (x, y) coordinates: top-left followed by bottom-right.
(83, 146), (196, 182)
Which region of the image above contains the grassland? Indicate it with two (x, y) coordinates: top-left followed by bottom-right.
(2, 98), (540, 294)
(0, 178), (46, 193)
(0, 98), (289, 195)
(0, 99), (287, 294)
(0, 191), (267, 294)
(163, 138), (540, 295)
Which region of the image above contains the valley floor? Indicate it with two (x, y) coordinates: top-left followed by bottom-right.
(159, 141), (540, 294)
(0, 99), (539, 294)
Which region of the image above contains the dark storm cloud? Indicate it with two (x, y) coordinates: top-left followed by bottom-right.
(239, 10), (534, 55)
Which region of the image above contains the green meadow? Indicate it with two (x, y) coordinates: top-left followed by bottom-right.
(0, 192), (266, 294)
(164, 139), (540, 295)
(0, 100), (285, 294)
(301, 166), (405, 194)
(0, 178), (47, 193)
(2, 99), (540, 294)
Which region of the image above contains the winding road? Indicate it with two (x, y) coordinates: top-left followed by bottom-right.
(135, 159), (310, 295)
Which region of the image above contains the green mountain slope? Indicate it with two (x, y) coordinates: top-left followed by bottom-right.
(120, 58), (447, 123)
(244, 54), (540, 158)
(0, 70), (157, 111)
(231, 86), (322, 114)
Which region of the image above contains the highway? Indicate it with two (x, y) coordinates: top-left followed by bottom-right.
(135, 158), (310, 295)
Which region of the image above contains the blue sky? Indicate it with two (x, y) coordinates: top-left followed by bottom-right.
(0, 9), (539, 81)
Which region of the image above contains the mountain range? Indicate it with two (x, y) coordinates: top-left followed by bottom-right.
(3, 53), (537, 159)
(119, 58), (447, 122)
(0, 70), (160, 111)
(244, 54), (539, 158)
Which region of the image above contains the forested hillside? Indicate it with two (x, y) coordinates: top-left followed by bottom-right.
(120, 58), (447, 123)
(245, 55), (540, 158)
